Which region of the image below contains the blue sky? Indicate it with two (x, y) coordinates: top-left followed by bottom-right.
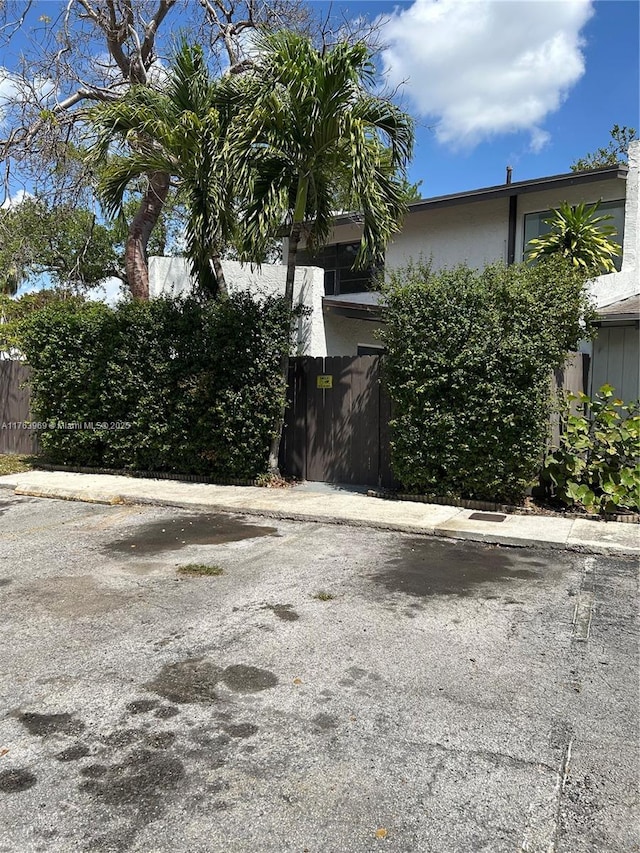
(325, 0), (639, 196)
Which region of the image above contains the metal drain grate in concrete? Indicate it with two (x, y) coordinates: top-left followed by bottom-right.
(467, 512), (507, 522)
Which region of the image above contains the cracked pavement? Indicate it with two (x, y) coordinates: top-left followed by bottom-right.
(0, 494), (638, 852)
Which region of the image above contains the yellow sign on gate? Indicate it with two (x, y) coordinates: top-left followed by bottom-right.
(316, 375), (333, 389)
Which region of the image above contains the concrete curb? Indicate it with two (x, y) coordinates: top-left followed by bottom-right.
(5, 477), (639, 557)
(13, 486), (455, 536)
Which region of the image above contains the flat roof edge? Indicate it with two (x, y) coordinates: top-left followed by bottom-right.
(331, 166), (627, 226)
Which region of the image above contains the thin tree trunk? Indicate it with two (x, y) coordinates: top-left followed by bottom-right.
(212, 254), (228, 297)
(125, 171), (170, 300)
(284, 221), (302, 305)
(267, 223), (302, 475)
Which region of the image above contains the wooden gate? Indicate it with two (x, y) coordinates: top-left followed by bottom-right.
(280, 355), (395, 488)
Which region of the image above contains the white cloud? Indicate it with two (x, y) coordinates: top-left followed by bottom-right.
(0, 189), (32, 210)
(380, 0), (593, 149)
(0, 68), (20, 125)
(529, 127), (551, 153)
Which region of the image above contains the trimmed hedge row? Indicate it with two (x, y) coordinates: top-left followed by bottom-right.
(17, 294), (291, 479)
(379, 257), (596, 504)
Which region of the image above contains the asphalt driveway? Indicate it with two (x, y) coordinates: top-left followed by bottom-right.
(0, 494), (638, 852)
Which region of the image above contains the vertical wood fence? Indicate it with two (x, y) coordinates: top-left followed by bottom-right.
(550, 352), (590, 448)
(0, 361), (40, 455)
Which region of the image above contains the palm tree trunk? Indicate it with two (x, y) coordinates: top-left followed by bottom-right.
(284, 221), (302, 304)
(267, 221), (303, 475)
(212, 254), (228, 297)
(125, 171), (171, 300)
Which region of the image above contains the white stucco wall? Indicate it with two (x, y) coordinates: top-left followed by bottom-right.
(589, 141), (639, 308)
(151, 146), (639, 359)
(324, 151), (638, 313)
(148, 257), (328, 356)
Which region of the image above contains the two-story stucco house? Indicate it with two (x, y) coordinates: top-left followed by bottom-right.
(295, 141), (639, 400)
(150, 142), (639, 400)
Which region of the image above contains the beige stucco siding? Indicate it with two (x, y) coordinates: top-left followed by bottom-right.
(384, 198), (509, 272)
(326, 176), (627, 277)
(148, 257), (328, 356)
(323, 315), (385, 356)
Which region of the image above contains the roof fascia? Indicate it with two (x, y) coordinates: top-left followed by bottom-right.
(331, 166), (628, 227)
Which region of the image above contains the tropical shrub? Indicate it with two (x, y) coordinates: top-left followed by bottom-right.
(16, 294), (291, 479)
(525, 200), (620, 274)
(541, 386), (640, 514)
(380, 256), (596, 503)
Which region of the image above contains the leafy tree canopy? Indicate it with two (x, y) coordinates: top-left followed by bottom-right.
(0, 196), (123, 294)
(89, 42), (237, 299)
(571, 124), (637, 172)
(229, 30), (414, 278)
(0, 1), (378, 297)
(0, 289), (87, 351)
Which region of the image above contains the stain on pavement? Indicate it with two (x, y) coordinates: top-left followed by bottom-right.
(374, 538), (542, 599)
(56, 743), (91, 762)
(105, 513), (278, 556)
(17, 711), (85, 737)
(23, 576), (131, 618)
(145, 658), (278, 703)
(126, 699), (159, 715)
(79, 749), (185, 851)
(265, 603), (300, 622)
(144, 659), (224, 703)
(223, 722), (259, 738)
(0, 768), (37, 793)
(222, 664), (278, 693)
(312, 713), (338, 731)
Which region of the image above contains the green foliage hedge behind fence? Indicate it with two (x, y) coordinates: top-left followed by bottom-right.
(17, 294), (291, 479)
(380, 257), (596, 504)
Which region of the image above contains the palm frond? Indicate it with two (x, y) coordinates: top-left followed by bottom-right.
(226, 29), (414, 272)
(526, 200), (620, 274)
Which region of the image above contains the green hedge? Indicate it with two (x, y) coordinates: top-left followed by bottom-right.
(17, 294), (291, 479)
(380, 257), (596, 503)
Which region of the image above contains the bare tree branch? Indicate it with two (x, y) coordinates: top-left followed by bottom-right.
(0, 0), (384, 294)
(0, 0), (33, 39)
(141, 0), (173, 65)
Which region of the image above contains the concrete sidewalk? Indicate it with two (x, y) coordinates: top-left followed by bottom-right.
(0, 469), (638, 556)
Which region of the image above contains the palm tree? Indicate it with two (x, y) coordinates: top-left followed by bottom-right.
(526, 200), (620, 274)
(89, 42), (235, 300)
(226, 30), (414, 472)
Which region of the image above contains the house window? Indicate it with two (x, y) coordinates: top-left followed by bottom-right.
(297, 242), (381, 295)
(357, 344), (386, 356)
(523, 199), (625, 272)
